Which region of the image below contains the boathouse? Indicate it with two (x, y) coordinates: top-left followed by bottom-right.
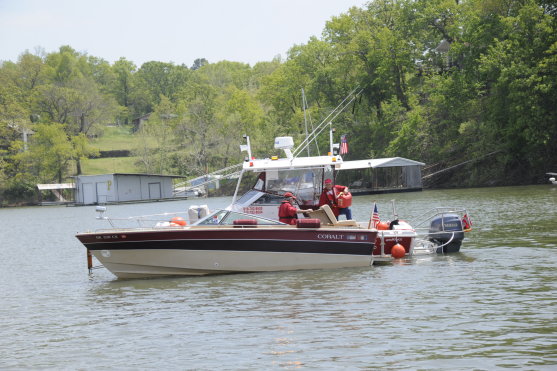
(36, 183), (76, 205)
(73, 173), (184, 205)
(337, 157), (425, 195)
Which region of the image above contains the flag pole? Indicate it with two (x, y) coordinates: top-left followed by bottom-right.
(367, 201), (376, 229)
(391, 199), (398, 220)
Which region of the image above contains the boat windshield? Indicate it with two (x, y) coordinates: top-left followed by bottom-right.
(262, 168), (324, 206)
(235, 189), (266, 205)
(194, 210), (284, 226)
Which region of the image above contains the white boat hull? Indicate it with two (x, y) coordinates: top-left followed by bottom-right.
(91, 249), (374, 279)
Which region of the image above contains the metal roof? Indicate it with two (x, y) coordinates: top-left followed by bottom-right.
(37, 183), (75, 190)
(338, 157), (425, 170)
(73, 173), (187, 178)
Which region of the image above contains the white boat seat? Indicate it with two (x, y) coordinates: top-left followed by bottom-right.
(308, 205), (359, 227)
(305, 209), (331, 225)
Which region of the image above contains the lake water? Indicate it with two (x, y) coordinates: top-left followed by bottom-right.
(1, 185), (556, 369)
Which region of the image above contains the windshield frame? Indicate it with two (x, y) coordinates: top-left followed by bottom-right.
(193, 209), (285, 226)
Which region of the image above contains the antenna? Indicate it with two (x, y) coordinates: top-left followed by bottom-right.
(391, 199), (398, 220)
(302, 88), (310, 157)
(329, 126), (335, 155)
(292, 87), (362, 158)
(301, 88), (320, 155)
(240, 134), (252, 160)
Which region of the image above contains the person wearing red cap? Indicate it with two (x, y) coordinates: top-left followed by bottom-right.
(318, 179), (352, 220)
(278, 192), (308, 225)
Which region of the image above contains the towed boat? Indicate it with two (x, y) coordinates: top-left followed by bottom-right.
(76, 208), (377, 279)
(76, 90), (471, 278)
(229, 135), (471, 263)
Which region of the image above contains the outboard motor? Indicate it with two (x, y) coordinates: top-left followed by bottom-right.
(428, 213), (464, 253)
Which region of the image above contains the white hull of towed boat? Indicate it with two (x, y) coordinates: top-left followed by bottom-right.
(90, 249), (374, 279)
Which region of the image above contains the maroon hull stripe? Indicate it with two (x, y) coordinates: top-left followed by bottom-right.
(82, 239), (374, 255)
(78, 228), (376, 242)
(77, 228), (377, 256)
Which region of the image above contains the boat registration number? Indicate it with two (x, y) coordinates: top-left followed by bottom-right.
(96, 235), (123, 240)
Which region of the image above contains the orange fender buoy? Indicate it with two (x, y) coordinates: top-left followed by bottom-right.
(377, 221), (390, 230)
(391, 243), (406, 259)
(171, 216), (187, 226)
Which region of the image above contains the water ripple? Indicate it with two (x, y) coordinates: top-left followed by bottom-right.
(1, 187), (556, 369)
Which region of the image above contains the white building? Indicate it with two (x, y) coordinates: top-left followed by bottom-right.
(74, 173), (184, 205)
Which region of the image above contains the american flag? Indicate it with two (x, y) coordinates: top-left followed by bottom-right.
(340, 134), (349, 155)
(371, 203), (380, 228)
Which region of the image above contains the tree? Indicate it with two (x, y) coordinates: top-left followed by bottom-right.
(135, 95), (179, 174)
(110, 58), (137, 124)
(15, 123), (74, 183)
(195, 61), (252, 89)
(135, 61), (192, 108)
(191, 58), (208, 70)
(22, 47), (120, 175)
(175, 81), (220, 174)
(477, 1), (557, 177)
(217, 86), (266, 163)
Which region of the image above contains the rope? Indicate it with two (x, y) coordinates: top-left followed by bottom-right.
(422, 150), (501, 179)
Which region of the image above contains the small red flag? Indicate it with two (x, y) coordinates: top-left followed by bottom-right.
(462, 213), (472, 231)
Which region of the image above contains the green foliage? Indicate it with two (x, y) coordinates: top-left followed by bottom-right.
(1, 0), (556, 203)
(191, 58), (208, 71)
(0, 172), (37, 205)
(15, 123), (74, 183)
(135, 61), (192, 107)
(91, 125), (135, 151)
(81, 156), (142, 175)
(110, 58), (137, 124)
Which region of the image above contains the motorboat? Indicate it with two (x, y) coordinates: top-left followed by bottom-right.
(547, 173), (557, 185)
(76, 207), (378, 279)
(76, 89), (471, 278)
(75, 147), (457, 278)
(76, 200), (469, 278)
(76, 141), (469, 278)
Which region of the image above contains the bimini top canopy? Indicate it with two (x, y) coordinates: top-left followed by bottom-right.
(243, 155), (424, 172)
(243, 155), (344, 171)
(338, 157), (425, 170)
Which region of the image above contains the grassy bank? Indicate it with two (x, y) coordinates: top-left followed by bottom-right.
(91, 125), (135, 151)
(81, 156), (142, 174)
(83, 125), (143, 174)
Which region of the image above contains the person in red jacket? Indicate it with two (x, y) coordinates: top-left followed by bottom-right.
(318, 178), (352, 220)
(278, 192), (308, 225)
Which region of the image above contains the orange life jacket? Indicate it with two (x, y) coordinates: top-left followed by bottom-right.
(278, 201), (298, 225)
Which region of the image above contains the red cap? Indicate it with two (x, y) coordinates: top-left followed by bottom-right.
(324, 178), (333, 184)
(284, 192), (295, 198)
